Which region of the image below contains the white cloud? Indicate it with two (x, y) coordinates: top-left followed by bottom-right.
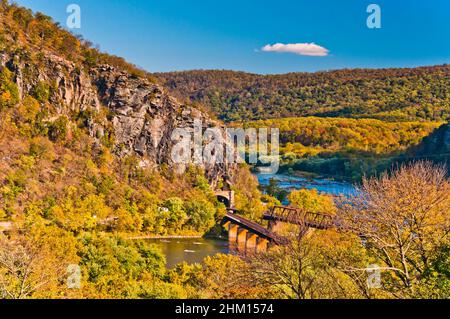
(261, 42), (329, 57)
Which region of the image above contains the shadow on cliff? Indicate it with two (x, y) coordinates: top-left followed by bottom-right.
(394, 123), (450, 175)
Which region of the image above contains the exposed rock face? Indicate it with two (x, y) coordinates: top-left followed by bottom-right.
(91, 65), (210, 163)
(0, 51), (234, 186)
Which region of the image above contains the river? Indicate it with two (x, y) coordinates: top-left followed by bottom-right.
(150, 173), (356, 268)
(256, 173), (357, 198)
(147, 237), (229, 268)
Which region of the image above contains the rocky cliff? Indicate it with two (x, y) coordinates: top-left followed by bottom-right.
(0, 50), (233, 187)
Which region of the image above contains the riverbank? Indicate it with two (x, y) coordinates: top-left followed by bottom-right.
(129, 235), (204, 240)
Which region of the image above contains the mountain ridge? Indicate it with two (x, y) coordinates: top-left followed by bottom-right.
(154, 66), (450, 122)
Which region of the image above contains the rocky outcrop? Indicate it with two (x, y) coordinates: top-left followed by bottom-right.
(91, 65), (207, 163)
(0, 51), (234, 186)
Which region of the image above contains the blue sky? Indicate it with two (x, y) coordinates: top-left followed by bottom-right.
(13, 0), (450, 74)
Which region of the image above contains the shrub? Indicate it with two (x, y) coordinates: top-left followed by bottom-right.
(32, 81), (50, 103)
(48, 116), (68, 141)
(0, 68), (19, 109)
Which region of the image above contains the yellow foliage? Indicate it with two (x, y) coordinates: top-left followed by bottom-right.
(288, 189), (336, 214)
(246, 117), (442, 156)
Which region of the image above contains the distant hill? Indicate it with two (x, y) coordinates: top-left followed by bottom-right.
(154, 67), (450, 122)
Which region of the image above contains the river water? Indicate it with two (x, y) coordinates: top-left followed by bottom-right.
(150, 174), (356, 268)
(147, 237), (229, 268)
(256, 173), (357, 198)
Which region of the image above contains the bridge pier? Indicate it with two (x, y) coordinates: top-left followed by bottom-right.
(223, 220), (272, 254)
(228, 223), (239, 242)
(237, 227), (248, 246)
(245, 233), (258, 253)
(256, 238), (269, 253)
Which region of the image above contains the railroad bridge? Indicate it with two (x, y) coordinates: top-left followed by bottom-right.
(222, 206), (334, 254)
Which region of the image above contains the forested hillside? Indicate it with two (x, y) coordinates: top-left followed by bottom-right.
(0, 1), (268, 298)
(155, 67), (450, 122)
(243, 117), (445, 181)
(156, 67), (449, 180)
(0, 0), (154, 79)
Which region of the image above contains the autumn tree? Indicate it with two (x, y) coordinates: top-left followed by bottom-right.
(244, 225), (369, 299)
(0, 67), (19, 110)
(338, 161), (450, 298)
(232, 166), (266, 220)
(288, 189), (336, 214)
(185, 254), (275, 299)
(0, 226), (79, 299)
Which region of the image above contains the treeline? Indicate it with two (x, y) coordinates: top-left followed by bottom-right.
(155, 67), (450, 122)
